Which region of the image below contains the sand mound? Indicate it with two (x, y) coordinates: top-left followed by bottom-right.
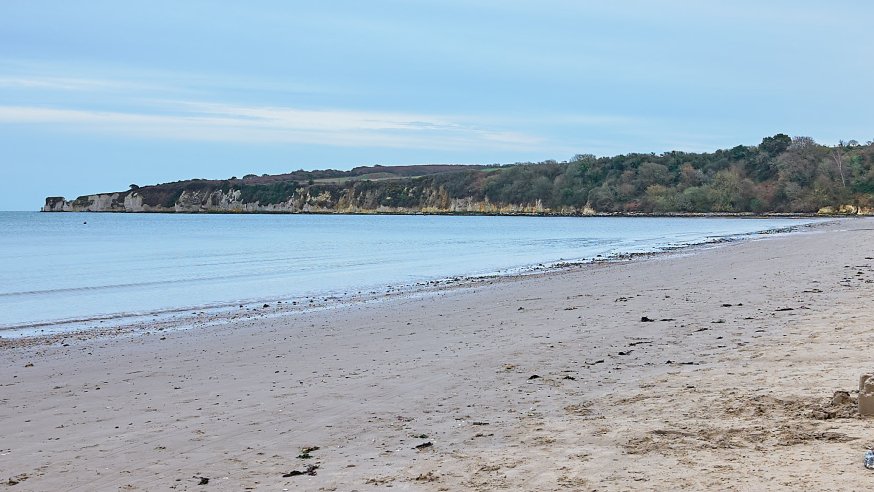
(624, 389), (860, 455)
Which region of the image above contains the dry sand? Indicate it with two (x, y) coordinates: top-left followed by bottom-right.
(3, 218), (874, 491)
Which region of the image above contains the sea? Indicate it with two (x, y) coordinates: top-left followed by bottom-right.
(0, 212), (825, 337)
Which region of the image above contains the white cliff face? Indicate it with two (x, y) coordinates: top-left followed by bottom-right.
(42, 198), (66, 212)
(89, 193), (117, 211)
(123, 193), (145, 212)
(174, 189), (250, 212)
(43, 187), (589, 215)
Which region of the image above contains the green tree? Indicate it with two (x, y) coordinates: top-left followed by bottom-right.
(759, 134), (792, 157)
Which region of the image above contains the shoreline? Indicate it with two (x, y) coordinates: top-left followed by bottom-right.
(3, 217), (872, 490)
(0, 218), (833, 345)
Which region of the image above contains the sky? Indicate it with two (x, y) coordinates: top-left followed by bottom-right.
(2, 1), (873, 210)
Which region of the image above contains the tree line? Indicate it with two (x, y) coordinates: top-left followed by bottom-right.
(461, 134), (874, 213)
(130, 134), (874, 214)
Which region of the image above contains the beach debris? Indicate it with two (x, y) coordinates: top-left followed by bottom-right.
(711, 320), (725, 324)
(665, 359), (701, 366)
(628, 340), (653, 347)
(617, 350), (633, 356)
(660, 318), (676, 321)
(866, 449), (874, 469)
(640, 316), (655, 322)
(263, 303), (270, 308)
(7, 474), (28, 486)
(194, 476), (209, 485)
(722, 303), (733, 307)
(283, 464), (319, 477)
(775, 307), (794, 311)
(24, 363), (33, 368)
(518, 306), (525, 311)
(414, 441), (433, 450)
(297, 446), (319, 459)
(528, 374), (541, 380)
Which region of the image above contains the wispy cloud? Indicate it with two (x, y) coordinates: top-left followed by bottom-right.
(0, 59), (344, 100)
(0, 76), (123, 91)
(0, 102), (547, 151)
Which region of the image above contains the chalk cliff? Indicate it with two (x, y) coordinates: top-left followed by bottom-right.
(42, 164), (593, 215)
(42, 188), (571, 215)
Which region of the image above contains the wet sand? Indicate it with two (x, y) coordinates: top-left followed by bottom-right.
(2, 218), (874, 490)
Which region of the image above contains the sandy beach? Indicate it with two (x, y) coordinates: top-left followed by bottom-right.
(3, 218), (874, 490)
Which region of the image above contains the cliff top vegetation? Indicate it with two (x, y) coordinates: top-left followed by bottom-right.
(71, 135), (874, 214)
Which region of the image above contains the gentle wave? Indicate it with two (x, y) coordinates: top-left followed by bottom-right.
(0, 212), (826, 333)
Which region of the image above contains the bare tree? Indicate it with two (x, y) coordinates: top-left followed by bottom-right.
(830, 141), (846, 188)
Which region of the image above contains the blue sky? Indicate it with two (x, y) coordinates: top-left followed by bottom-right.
(2, 1), (873, 210)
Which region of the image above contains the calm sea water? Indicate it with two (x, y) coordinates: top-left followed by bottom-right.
(0, 212), (821, 332)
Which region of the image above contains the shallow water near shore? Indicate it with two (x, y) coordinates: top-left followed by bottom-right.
(0, 212), (824, 333)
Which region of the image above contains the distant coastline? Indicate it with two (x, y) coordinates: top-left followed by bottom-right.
(42, 136), (874, 216)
